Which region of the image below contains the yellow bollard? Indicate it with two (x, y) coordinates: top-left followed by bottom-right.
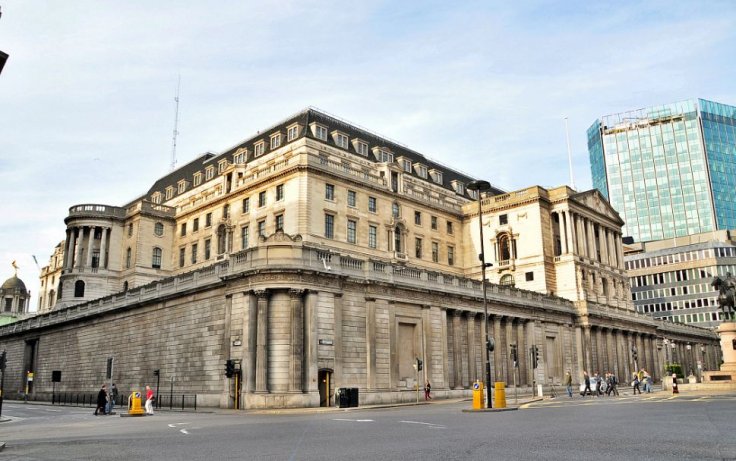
(472, 380), (485, 410)
(128, 391), (145, 416)
(494, 382), (506, 409)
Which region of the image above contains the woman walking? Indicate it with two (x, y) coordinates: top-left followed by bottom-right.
(94, 384), (108, 416)
(672, 373), (679, 394)
(424, 381), (432, 400)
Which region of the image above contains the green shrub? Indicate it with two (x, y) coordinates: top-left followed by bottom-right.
(664, 363), (684, 379)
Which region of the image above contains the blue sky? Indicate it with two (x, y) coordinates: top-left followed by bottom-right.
(2, 1), (735, 309)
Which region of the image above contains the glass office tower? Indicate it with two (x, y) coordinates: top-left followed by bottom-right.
(588, 99), (736, 243)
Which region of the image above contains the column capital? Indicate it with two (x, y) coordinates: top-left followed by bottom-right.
(289, 288), (305, 298)
(253, 289), (270, 298)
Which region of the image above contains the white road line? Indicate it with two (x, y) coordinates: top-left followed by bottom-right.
(168, 424), (177, 428)
(400, 420), (445, 428)
(180, 429), (189, 435)
(332, 418), (374, 422)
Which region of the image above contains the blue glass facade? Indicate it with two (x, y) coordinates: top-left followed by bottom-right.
(589, 99), (736, 242)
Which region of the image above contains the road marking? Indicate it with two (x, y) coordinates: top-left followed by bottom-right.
(45, 409), (61, 412)
(400, 420), (446, 428)
(180, 429), (189, 435)
(332, 418), (374, 422)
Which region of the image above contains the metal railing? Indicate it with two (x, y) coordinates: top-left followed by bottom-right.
(155, 393), (197, 411)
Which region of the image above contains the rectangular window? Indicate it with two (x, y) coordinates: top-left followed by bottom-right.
(500, 214), (508, 225)
(315, 125), (328, 140)
(152, 248), (162, 269)
(178, 181), (186, 194)
(392, 203), (400, 218)
(415, 238), (423, 258)
(270, 133), (281, 149)
(368, 196), (377, 213)
(276, 184), (284, 201)
(431, 216), (438, 230)
(287, 125), (299, 141)
(205, 239), (211, 260)
(369, 225), (377, 249)
(325, 214), (334, 239)
(191, 243), (198, 264)
(325, 184), (335, 201)
(356, 141), (368, 156)
(414, 211), (421, 226)
(205, 167), (214, 180)
(335, 133), (349, 149)
(180, 223), (187, 236)
(259, 191), (267, 207)
(218, 160), (227, 174)
(193, 218), (199, 232)
(446, 221), (454, 235)
(417, 165), (428, 178)
(448, 246), (455, 266)
(193, 172), (202, 186)
(223, 204), (230, 219)
(275, 214), (284, 231)
(258, 220), (266, 237)
(526, 271), (534, 281)
(166, 187), (173, 200)
(402, 159), (412, 172)
(179, 248), (185, 268)
(206, 213), (212, 227)
(347, 219), (357, 244)
(348, 190), (356, 207)
(432, 242), (439, 262)
(254, 141), (265, 157)
(242, 197), (250, 213)
(241, 226), (249, 250)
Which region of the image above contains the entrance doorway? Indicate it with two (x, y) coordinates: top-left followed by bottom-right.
(318, 369), (333, 407)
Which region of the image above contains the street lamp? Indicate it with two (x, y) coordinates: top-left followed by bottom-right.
(467, 179), (494, 409)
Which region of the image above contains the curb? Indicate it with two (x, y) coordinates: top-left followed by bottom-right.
(461, 407), (518, 413)
(0, 441), (5, 452)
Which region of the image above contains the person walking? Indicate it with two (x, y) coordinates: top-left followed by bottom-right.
(424, 381), (432, 401)
(107, 383), (119, 415)
(632, 373), (641, 395)
(95, 384), (108, 416)
(672, 373), (679, 394)
(608, 372), (619, 396)
(594, 372), (603, 397)
(581, 371), (592, 397)
(564, 371), (573, 398)
(145, 385), (155, 415)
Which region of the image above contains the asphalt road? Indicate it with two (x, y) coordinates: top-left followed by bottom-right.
(1, 393), (735, 461)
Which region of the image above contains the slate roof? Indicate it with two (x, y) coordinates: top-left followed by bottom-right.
(145, 107), (504, 202)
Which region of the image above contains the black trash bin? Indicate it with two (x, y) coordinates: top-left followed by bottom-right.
(337, 388), (350, 408)
(348, 388), (359, 407)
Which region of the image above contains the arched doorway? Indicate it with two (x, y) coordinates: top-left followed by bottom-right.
(318, 368), (334, 407)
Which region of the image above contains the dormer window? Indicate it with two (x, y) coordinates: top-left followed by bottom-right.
(218, 159), (228, 174)
(270, 133), (282, 149)
(352, 139), (369, 156)
(165, 186), (174, 200)
(205, 166), (215, 180)
(332, 131), (349, 149)
(233, 148), (247, 164)
(429, 169), (443, 185)
(177, 180), (187, 194)
(287, 124), (301, 141)
(152, 192), (162, 204)
(193, 172), (202, 186)
(398, 157), (412, 173)
(468, 188), (478, 200)
(415, 163), (428, 179)
(452, 180), (465, 195)
(310, 123), (328, 141)
(373, 147), (393, 163)
(254, 140), (265, 157)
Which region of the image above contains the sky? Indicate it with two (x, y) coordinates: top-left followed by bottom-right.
(1, 0), (735, 311)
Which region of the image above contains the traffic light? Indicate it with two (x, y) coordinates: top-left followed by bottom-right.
(0, 350), (5, 371)
(632, 346), (638, 362)
(153, 369), (160, 377)
(530, 346), (539, 369)
(510, 344), (518, 365)
(416, 358), (423, 371)
(486, 338), (495, 352)
(225, 359), (235, 378)
(106, 357), (113, 379)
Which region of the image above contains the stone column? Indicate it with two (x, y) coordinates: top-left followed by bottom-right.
(333, 293), (344, 388)
(607, 230), (616, 268)
(583, 326), (593, 373)
(303, 290), (318, 393)
(366, 297), (377, 390)
(85, 226), (95, 267)
(245, 292), (257, 393)
(74, 227), (85, 269)
(64, 228), (75, 271)
(452, 310), (463, 389)
(421, 305), (432, 385)
(576, 216), (586, 258)
(564, 211), (573, 254)
(467, 312), (477, 384)
(568, 212), (577, 254)
(558, 212), (567, 254)
(600, 228), (609, 266)
(100, 226), (108, 269)
(525, 319), (536, 386)
(615, 233), (624, 269)
(587, 220), (597, 261)
(255, 289), (270, 393)
(504, 317), (514, 384)
(493, 316), (503, 382)
(440, 308), (449, 389)
(289, 289), (304, 392)
(517, 319), (527, 386)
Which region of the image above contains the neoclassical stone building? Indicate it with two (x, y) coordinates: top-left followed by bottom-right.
(0, 108), (719, 408)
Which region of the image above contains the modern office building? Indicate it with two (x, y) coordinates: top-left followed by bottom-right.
(625, 229), (736, 329)
(588, 99), (736, 243)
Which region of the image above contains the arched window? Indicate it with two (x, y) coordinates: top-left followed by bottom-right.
(152, 247), (162, 269)
(217, 225), (227, 255)
(500, 274), (515, 286)
(126, 247), (132, 269)
(154, 222), (164, 236)
(394, 226), (403, 253)
(498, 233), (511, 261)
(48, 290), (55, 308)
(74, 280), (85, 297)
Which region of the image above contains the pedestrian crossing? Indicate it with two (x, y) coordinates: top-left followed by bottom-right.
(520, 393), (736, 409)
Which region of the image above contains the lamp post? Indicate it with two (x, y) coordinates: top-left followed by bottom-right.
(467, 180), (493, 409)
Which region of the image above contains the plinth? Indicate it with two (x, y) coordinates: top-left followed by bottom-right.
(703, 322), (736, 383)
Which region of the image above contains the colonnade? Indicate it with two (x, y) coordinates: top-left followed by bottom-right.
(553, 209), (624, 269)
(63, 225), (111, 272)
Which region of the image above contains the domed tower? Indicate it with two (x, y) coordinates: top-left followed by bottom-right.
(1, 264), (31, 325)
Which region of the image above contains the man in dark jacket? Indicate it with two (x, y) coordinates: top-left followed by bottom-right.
(581, 371), (592, 396)
(95, 384), (108, 416)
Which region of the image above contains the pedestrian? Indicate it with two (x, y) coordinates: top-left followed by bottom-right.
(95, 384), (108, 416)
(632, 373), (641, 395)
(424, 381), (432, 400)
(608, 372), (619, 396)
(672, 373), (679, 394)
(594, 372), (603, 397)
(643, 370), (652, 393)
(581, 371), (592, 397)
(108, 383), (119, 415)
(564, 371), (573, 398)
(145, 385), (154, 415)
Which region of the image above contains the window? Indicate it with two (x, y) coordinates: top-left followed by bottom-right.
(233, 149), (246, 164)
(314, 124), (328, 140)
(325, 214), (335, 239)
(325, 184), (335, 201)
(217, 224), (227, 254)
(431, 170), (443, 185)
(218, 160), (228, 174)
(448, 246), (455, 266)
(348, 190), (356, 207)
(368, 196), (377, 213)
(414, 211), (422, 226)
(454, 182), (464, 195)
(205, 166), (215, 180)
(206, 213), (212, 227)
(347, 219), (357, 244)
(179, 247), (185, 267)
(356, 140), (369, 156)
(74, 280), (85, 298)
(128, 223), (133, 237)
(416, 164), (428, 178)
(415, 237), (423, 258)
(258, 220), (266, 237)
(204, 239), (211, 260)
(432, 242), (439, 262)
(180, 223), (187, 236)
(126, 247), (131, 269)
(500, 274), (515, 286)
(254, 141), (265, 157)
(275, 214), (284, 231)
(499, 214), (508, 225)
(191, 243), (198, 264)
(431, 216), (438, 230)
(165, 187), (173, 200)
(446, 221), (454, 235)
(241, 226), (249, 250)
(402, 158), (412, 172)
(259, 191), (267, 207)
(335, 132), (349, 149)
(377, 149), (393, 163)
(223, 204), (230, 219)
(152, 192), (162, 204)
(193, 172), (202, 186)
(369, 225), (377, 249)
(154, 222), (164, 236)
(242, 197), (250, 213)
(178, 181), (186, 194)
(270, 133), (281, 149)
(193, 218), (199, 232)
(394, 226), (403, 253)
(526, 271), (534, 281)
(276, 184), (284, 201)
(287, 124), (300, 141)
(152, 247), (162, 269)
(392, 203), (400, 218)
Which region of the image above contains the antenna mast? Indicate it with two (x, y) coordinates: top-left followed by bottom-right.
(170, 75), (181, 171)
(564, 116), (576, 190)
